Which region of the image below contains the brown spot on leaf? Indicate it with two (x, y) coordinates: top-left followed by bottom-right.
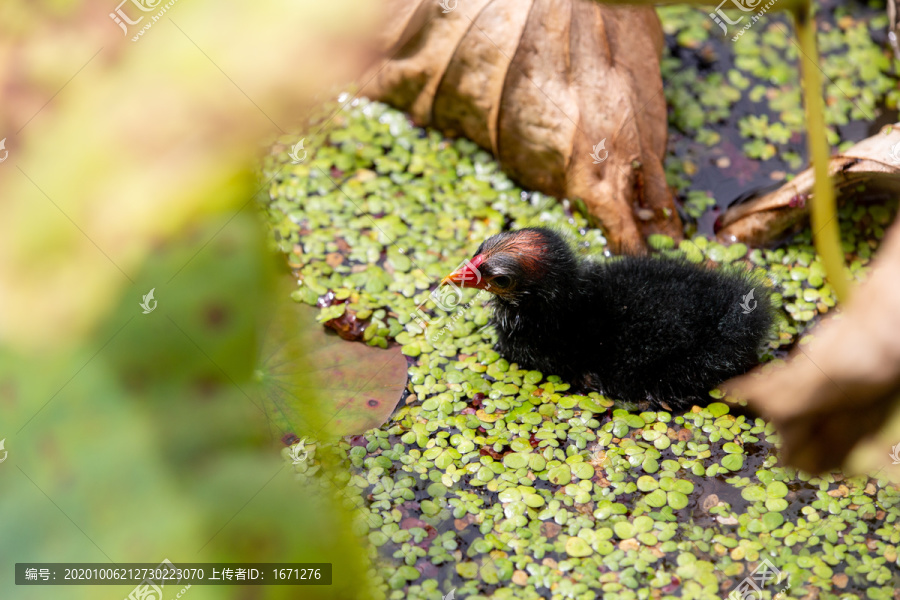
(401, 517), (429, 530)
(660, 577), (681, 593)
(479, 446), (503, 460)
(540, 522), (561, 539)
(324, 309), (367, 341)
(575, 501), (594, 515)
(702, 494), (720, 512)
(619, 538), (640, 552)
(205, 304), (228, 328)
(122, 369), (150, 393)
(828, 485), (849, 498)
(195, 374), (221, 398)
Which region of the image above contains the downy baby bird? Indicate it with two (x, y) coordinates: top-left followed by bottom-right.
(441, 228), (774, 411)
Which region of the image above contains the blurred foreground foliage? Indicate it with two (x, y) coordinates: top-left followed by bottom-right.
(3, 212), (369, 600)
(0, 0), (379, 598)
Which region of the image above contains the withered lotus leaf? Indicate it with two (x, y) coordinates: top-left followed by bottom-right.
(361, 0), (680, 252)
(716, 125), (900, 247)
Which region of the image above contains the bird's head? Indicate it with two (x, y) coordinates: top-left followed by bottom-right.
(440, 228), (577, 304)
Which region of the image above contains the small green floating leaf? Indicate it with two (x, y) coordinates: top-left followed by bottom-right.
(579, 396), (607, 413)
(633, 516), (654, 533)
(510, 438), (533, 453)
(524, 494), (545, 508)
(572, 462), (595, 480)
(503, 453), (530, 470)
(565, 536), (594, 557)
(707, 402), (730, 417)
(645, 489), (668, 508)
(457, 562), (479, 579)
(614, 521), (635, 539)
(742, 485), (767, 503)
(707, 244), (726, 263)
(476, 466), (494, 482)
(672, 479), (694, 494)
(524, 370), (543, 384)
(648, 234), (675, 251)
(767, 481), (789, 499)
(722, 454), (744, 471)
(434, 450), (454, 469)
(316, 303), (346, 323)
(624, 414), (646, 428)
(762, 511), (784, 530)
(529, 454), (547, 472)
(548, 464), (572, 486)
(642, 457), (660, 473)
(725, 243), (748, 261)
(765, 498), (789, 512)
(498, 488), (521, 503)
(667, 491), (689, 510)
(637, 476), (659, 492)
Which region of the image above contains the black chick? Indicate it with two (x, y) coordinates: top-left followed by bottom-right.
(441, 227), (774, 411)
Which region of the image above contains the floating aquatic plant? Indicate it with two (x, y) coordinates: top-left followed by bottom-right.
(262, 88), (900, 598)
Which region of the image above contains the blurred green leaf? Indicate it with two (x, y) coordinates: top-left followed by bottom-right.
(2, 210), (370, 600)
(0, 0), (380, 598)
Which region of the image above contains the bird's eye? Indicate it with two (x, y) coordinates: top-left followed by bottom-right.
(492, 275), (512, 288)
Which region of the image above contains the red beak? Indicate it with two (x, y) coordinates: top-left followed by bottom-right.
(441, 255), (488, 290)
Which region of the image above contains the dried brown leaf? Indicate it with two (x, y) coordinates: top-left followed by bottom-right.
(725, 218), (900, 473)
(717, 125), (900, 246)
(362, 0), (679, 252)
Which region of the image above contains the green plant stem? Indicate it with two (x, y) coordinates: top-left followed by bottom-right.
(793, 3), (851, 304)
